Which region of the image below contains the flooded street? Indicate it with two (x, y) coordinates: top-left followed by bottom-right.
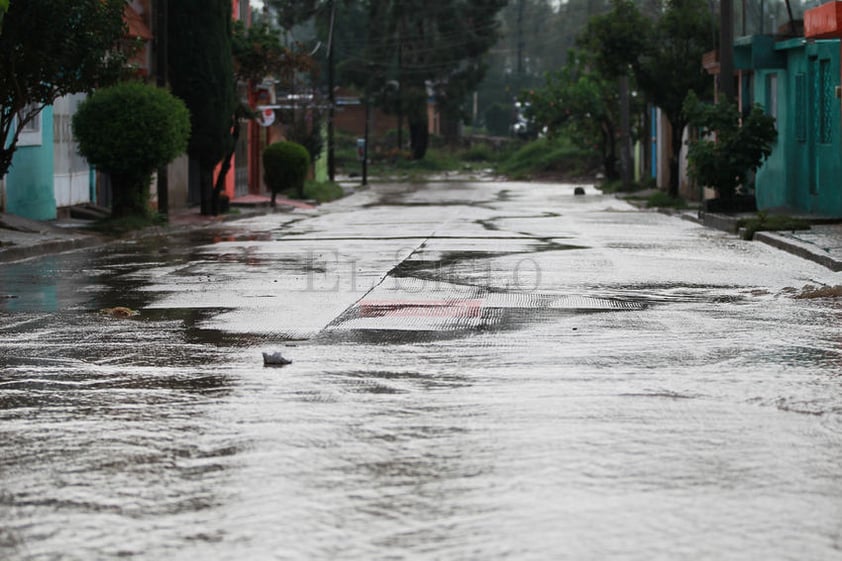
(2, 180), (842, 560)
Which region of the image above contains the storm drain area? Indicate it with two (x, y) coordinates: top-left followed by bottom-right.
(322, 236), (645, 338)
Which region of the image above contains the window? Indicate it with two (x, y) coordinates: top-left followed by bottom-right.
(819, 59), (832, 144)
(16, 104), (42, 147)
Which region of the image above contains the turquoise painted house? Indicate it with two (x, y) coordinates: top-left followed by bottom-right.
(738, 2), (842, 217)
(3, 106), (57, 220)
(2, 94), (96, 221)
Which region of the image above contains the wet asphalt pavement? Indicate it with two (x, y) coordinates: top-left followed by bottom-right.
(1, 179), (842, 560)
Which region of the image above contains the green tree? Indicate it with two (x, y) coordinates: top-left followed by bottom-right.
(168, 0), (236, 216)
(350, 0), (506, 159)
(581, 0), (715, 196)
(477, 0), (575, 122)
(638, 0), (715, 197)
(271, 1), (504, 158)
(73, 82), (190, 218)
(0, 0), (127, 178)
(0, 0), (9, 30)
(683, 91), (777, 201)
(525, 50), (628, 179)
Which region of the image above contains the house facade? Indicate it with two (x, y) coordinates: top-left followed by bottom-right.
(743, 36), (842, 215)
(730, 1), (842, 217)
(3, 106), (57, 220)
(1, 2), (153, 221)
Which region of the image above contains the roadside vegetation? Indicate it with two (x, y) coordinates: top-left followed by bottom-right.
(333, 130), (598, 182)
(496, 136), (597, 180)
(302, 180), (344, 203)
(737, 212), (811, 240)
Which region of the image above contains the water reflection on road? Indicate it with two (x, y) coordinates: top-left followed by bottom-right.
(2, 181), (842, 560)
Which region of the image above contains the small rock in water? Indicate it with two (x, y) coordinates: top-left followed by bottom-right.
(574, 186), (586, 196)
(263, 351), (292, 367)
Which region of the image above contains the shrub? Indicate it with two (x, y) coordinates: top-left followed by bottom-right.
(73, 81), (190, 218)
(684, 91), (777, 202)
(737, 211), (810, 240)
(263, 141), (310, 203)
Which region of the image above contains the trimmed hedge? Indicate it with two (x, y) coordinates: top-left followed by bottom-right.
(263, 141), (310, 202)
(73, 81), (190, 217)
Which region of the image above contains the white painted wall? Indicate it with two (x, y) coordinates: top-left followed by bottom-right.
(52, 94), (92, 208)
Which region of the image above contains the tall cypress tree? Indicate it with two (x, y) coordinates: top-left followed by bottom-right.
(168, 0), (236, 215)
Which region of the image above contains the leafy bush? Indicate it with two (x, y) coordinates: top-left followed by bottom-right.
(684, 91), (777, 201)
(73, 81), (190, 217)
(263, 141), (310, 202)
(737, 212), (810, 240)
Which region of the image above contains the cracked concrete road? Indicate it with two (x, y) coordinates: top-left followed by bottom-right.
(2, 179), (842, 561)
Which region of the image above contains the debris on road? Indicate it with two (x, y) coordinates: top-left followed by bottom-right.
(263, 351), (293, 366)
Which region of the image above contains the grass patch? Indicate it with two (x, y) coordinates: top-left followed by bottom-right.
(302, 180), (345, 203)
(646, 191), (687, 209)
(497, 137), (596, 180)
(90, 212), (166, 236)
(281, 181), (345, 203)
(737, 212), (811, 240)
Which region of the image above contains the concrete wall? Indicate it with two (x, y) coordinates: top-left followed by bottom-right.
(53, 94), (93, 208)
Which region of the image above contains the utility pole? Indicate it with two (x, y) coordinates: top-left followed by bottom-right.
(396, 42), (403, 152)
(155, 0), (169, 216)
(362, 94), (370, 186)
(327, 0), (337, 182)
(619, 75), (632, 190)
(516, 0), (525, 75)
(719, 0), (735, 100)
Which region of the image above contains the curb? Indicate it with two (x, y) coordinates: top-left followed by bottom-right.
(754, 231), (842, 272)
(694, 209), (842, 272)
(0, 235), (105, 263)
(698, 211), (741, 234)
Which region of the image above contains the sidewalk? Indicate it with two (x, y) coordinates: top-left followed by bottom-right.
(0, 194), (315, 263)
(693, 210), (842, 272)
(754, 225), (842, 272)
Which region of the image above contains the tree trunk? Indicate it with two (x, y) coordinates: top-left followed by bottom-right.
(213, 119), (241, 215)
(440, 109), (460, 146)
(0, 146), (14, 180)
(199, 165), (214, 216)
(668, 119), (684, 198)
(110, 172), (150, 218)
(409, 117), (429, 160)
(601, 121), (619, 180)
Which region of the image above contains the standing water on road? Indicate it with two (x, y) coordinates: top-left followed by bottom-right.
(1, 181), (841, 560)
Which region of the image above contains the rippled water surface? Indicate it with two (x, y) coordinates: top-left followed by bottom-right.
(2, 182), (842, 560)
